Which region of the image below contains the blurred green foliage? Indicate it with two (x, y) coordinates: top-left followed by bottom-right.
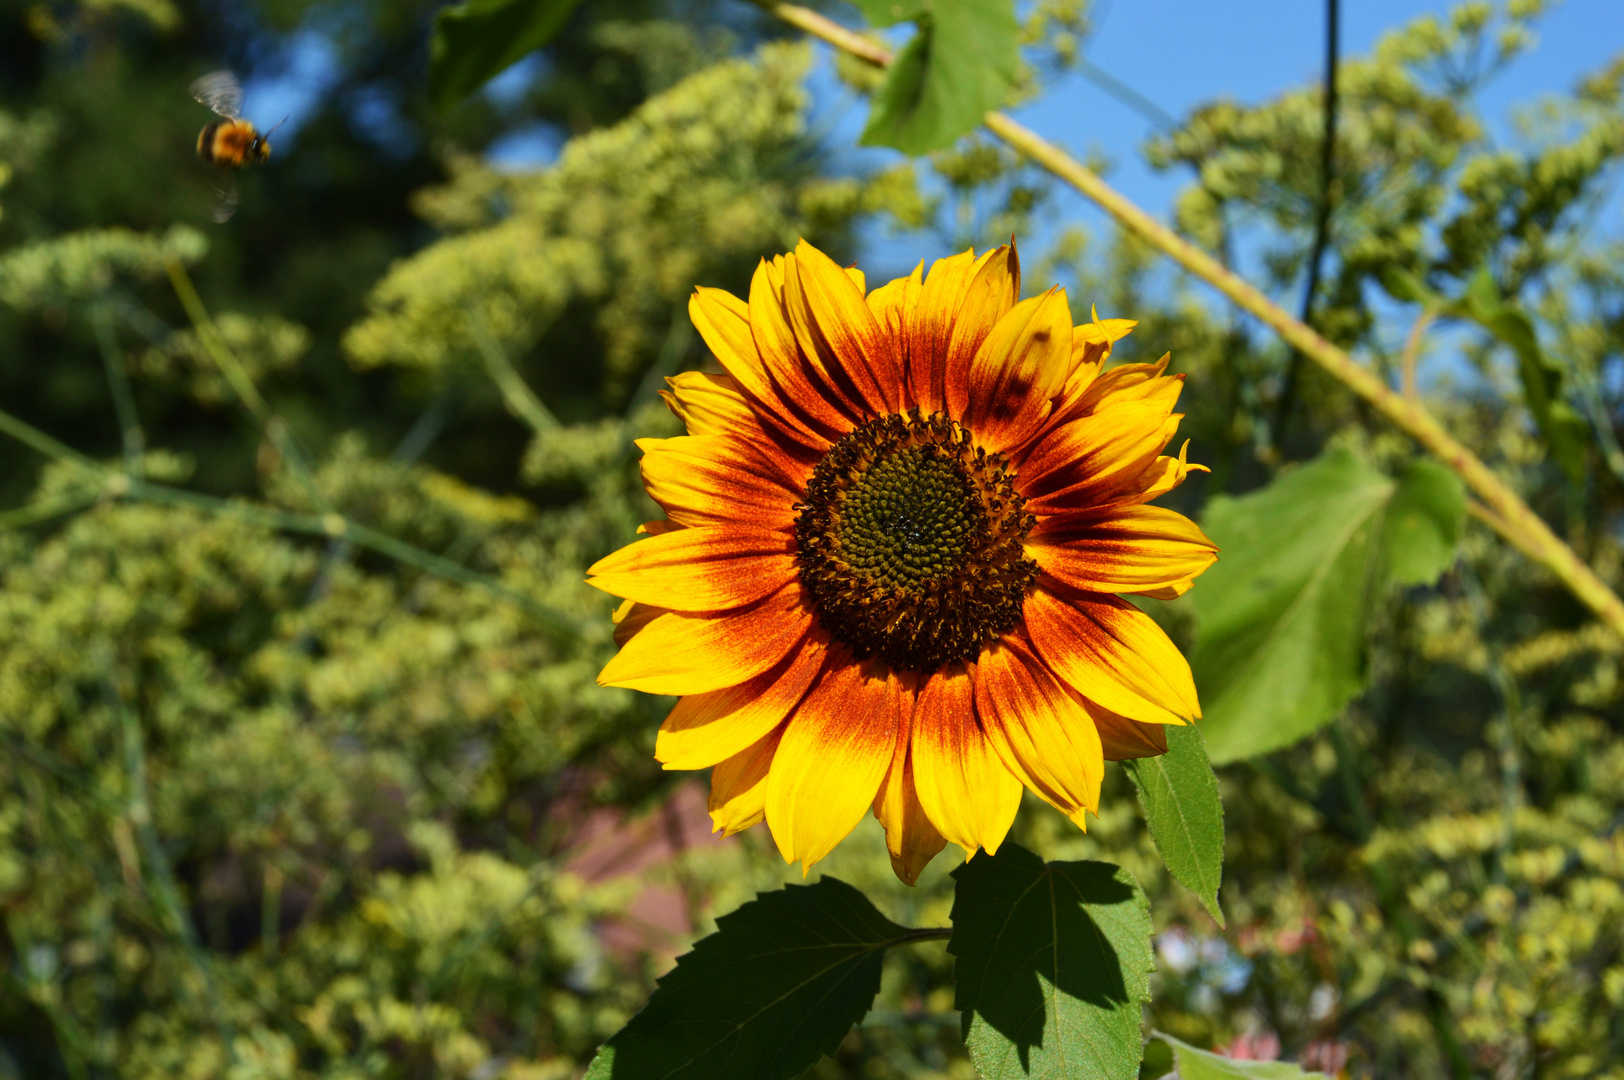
(1, 0), (1622, 1077)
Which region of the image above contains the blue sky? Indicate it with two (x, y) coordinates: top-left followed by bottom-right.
(824, 0), (1624, 279)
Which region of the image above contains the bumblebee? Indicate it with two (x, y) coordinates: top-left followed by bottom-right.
(191, 71), (283, 221)
(191, 71), (271, 168)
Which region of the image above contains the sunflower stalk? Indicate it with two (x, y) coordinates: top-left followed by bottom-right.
(759, 0), (1624, 643)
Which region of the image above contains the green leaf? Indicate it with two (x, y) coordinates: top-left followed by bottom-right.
(1453, 268), (1588, 483)
(950, 846), (1152, 1080)
(1124, 725), (1225, 925)
(584, 877), (914, 1080)
(1189, 447), (1464, 764)
(1153, 1034), (1331, 1080)
(1381, 459), (1465, 586)
(1376, 265), (1440, 306)
(859, 0), (1020, 155)
(851, 0), (927, 27)
(428, 0), (583, 112)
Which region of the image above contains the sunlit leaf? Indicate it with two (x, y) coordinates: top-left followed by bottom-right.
(859, 0), (1019, 155)
(1125, 725), (1225, 925)
(584, 877), (915, 1080)
(1189, 447), (1464, 763)
(950, 846), (1152, 1080)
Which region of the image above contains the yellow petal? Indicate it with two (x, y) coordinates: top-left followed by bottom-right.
(954, 286), (1072, 454)
(974, 633), (1104, 825)
(656, 631), (829, 769)
(597, 581), (814, 696)
(587, 526), (798, 611)
(909, 663), (1022, 858)
(1024, 580), (1200, 724)
(1026, 505), (1218, 595)
(871, 672), (947, 885)
(765, 655), (901, 874)
(709, 726), (783, 836)
(905, 248), (980, 413)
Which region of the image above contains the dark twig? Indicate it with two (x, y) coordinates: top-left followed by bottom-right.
(1271, 0), (1340, 454)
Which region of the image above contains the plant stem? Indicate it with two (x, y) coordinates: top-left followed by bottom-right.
(165, 260), (332, 511)
(760, 0), (1624, 641)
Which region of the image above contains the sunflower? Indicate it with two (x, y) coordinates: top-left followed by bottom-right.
(590, 240), (1216, 884)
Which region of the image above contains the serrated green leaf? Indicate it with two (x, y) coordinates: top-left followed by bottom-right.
(1189, 446), (1463, 764)
(1124, 725), (1225, 925)
(859, 0), (1019, 155)
(1154, 1034), (1331, 1079)
(851, 0), (926, 28)
(1381, 459), (1465, 586)
(950, 846), (1152, 1080)
(584, 877), (913, 1080)
(1453, 268), (1588, 483)
(428, 0), (582, 112)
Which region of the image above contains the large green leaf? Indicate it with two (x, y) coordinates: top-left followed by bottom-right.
(859, 0), (1019, 155)
(950, 846), (1152, 1080)
(1124, 725), (1225, 925)
(584, 877), (915, 1080)
(1153, 1034), (1331, 1079)
(1454, 267), (1589, 483)
(428, 0), (583, 112)
(1189, 447), (1465, 764)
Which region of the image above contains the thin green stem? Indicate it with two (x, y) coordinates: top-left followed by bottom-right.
(0, 490), (100, 530)
(0, 405), (578, 634)
(471, 315), (559, 436)
(890, 926), (952, 945)
(91, 301), (145, 475)
(164, 260), (332, 511)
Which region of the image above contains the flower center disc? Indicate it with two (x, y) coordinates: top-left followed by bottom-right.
(794, 411), (1039, 672)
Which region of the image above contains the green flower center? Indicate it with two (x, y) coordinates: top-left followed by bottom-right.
(793, 410), (1039, 673)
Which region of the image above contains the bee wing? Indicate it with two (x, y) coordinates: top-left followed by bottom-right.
(190, 70), (244, 119)
(211, 183), (239, 223)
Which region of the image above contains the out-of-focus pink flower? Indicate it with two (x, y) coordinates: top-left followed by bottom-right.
(1300, 1038), (1351, 1075)
(1220, 1029), (1281, 1061)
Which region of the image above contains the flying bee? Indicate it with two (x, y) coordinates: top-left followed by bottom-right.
(190, 70), (282, 221)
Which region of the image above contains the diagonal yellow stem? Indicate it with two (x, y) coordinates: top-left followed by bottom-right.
(762, 0), (1624, 640)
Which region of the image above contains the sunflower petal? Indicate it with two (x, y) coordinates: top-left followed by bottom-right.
(708, 726), (783, 836)
(597, 580), (813, 695)
(905, 248), (981, 413)
(638, 434), (800, 531)
(942, 244), (1019, 411)
(749, 257), (856, 438)
(867, 261), (923, 349)
(1018, 400), (1182, 514)
(909, 662), (1022, 858)
(787, 240), (900, 414)
(611, 599), (668, 647)
(656, 630), (829, 769)
(954, 287), (1071, 453)
(974, 633), (1104, 826)
(765, 654), (902, 873)
(688, 286), (829, 455)
(1025, 578), (1200, 725)
(587, 526), (797, 611)
(871, 672), (948, 885)
(1027, 505), (1218, 595)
